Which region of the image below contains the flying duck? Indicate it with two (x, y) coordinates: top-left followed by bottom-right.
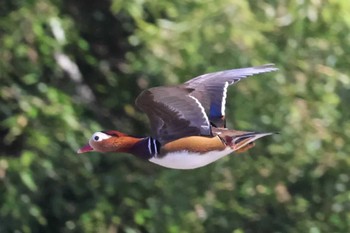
(78, 64), (278, 169)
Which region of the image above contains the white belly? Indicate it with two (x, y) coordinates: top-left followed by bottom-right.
(148, 148), (233, 169)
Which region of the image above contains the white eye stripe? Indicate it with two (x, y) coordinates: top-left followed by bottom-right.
(90, 132), (111, 142)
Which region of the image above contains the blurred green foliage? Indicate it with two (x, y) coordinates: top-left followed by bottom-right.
(1, 0), (350, 232)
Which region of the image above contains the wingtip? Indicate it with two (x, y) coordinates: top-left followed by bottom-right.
(254, 63), (279, 72)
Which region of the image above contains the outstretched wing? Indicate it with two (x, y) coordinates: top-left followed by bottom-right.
(186, 64), (278, 127)
(136, 64), (277, 143)
(135, 86), (211, 145)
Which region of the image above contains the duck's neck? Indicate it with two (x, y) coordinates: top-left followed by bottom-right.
(128, 137), (160, 160)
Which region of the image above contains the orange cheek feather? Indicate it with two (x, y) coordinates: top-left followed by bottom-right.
(91, 137), (137, 153)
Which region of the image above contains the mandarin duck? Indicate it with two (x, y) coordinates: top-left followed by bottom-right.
(78, 64), (278, 169)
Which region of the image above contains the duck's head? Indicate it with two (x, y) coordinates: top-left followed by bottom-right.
(77, 130), (138, 154)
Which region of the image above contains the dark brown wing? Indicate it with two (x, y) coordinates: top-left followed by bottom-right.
(135, 86), (211, 144)
(186, 64), (278, 127)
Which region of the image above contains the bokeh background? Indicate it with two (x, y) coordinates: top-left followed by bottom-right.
(1, 0), (350, 232)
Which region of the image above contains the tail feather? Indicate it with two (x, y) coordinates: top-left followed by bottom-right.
(212, 128), (275, 152)
(232, 132), (274, 151)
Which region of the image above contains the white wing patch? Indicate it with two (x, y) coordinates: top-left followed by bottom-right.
(221, 81), (229, 116)
(188, 95), (210, 130)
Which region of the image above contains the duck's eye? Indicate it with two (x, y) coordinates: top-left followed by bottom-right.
(91, 132), (111, 142)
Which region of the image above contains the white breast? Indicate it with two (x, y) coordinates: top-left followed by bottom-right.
(148, 148), (233, 169)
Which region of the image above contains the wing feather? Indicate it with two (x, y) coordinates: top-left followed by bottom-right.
(135, 86), (211, 144)
(136, 64), (277, 143)
(186, 64), (278, 127)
